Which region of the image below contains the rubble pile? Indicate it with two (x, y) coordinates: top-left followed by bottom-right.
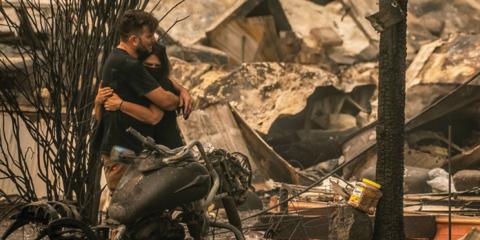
(170, 30), (480, 196)
(281, 0), (378, 69)
(344, 33), (480, 194)
(171, 59), (382, 170)
(172, 36), (480, 183)
(155, 0), (480, 70)
(269, 0), (480, 68)
(406, 0), (480, 54)
(172, 60), (345, 133)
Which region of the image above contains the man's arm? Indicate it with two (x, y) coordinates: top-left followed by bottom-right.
(104, 93), (164, 125)
(127, 60), (180, 111)
(169, 76), (186, 93)
(144, 87), (180, 111)
(169, 76), (193, 119)
(122, 103), (164, 125)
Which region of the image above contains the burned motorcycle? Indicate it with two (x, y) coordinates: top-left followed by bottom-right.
(0, 127), (252, 240)
(107, 127), (251, 240)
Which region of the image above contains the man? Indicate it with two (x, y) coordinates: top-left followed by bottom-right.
(98, 10), (187, 192)
(98, 43), (190, 150)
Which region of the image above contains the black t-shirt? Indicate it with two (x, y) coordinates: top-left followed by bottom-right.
(152, 75), (184, 149)
(98, 48), (160, 154)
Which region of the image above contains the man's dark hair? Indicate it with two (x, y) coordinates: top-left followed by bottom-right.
(117, 10), (158, 42)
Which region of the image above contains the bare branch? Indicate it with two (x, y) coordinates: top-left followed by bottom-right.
(160, 14), (189, 41)
(157, 0), (185, 23)
(149, 0), (163, 14)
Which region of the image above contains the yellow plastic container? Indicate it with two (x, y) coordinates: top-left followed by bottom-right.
(348, 178), (382, 215)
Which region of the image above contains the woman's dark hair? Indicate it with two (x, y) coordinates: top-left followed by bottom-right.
(117, 10), (158, 42)
(151, 43), (170, 81)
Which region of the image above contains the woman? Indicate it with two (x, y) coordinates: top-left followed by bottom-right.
(95, 43), (187, 149)
(140, 44), (186, 148)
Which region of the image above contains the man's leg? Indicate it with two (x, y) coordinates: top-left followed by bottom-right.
(101, 154), (128, 240)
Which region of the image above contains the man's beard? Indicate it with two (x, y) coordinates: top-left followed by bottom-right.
(135, 41), (151, 61)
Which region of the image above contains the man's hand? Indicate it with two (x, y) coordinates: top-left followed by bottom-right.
(95, 82), (113, 105)
(104, 93), (123, 111)
(178, 89), (193, 119)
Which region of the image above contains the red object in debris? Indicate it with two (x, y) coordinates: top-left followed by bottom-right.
(434, 216), (480, 240)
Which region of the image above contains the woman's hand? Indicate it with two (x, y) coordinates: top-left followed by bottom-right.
(95, 82), (113, 105)
(104, 93), (123, 111)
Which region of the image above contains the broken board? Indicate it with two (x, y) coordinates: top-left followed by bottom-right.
(178, 104), (305, 184)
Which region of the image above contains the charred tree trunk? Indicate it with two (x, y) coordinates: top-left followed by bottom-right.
(373, 0), (408, 239)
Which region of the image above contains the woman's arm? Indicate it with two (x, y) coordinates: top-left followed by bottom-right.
(93, 83), (113, 121)
(104, 93), (164, 125)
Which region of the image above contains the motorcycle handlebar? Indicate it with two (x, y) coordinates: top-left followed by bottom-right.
(126, 127), (214, 169)
(126, 127), (156, 148)
(126, 127), (210, 163)
(126, 127), (177, 155)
